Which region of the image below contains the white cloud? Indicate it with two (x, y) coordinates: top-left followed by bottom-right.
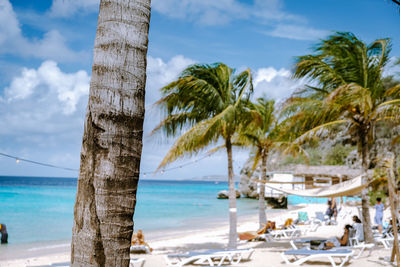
(0, 55), (195, 147)
(151, 0), (327, 41)
(383, 57), (400, 78)
(266, 24), (330, 41)
(5, 68), (40, 100)
(4, 60), (90, 115)
(0, 0), (20, 44)
(0, 60), (90, 176)
(252, 67), (306, 100)
(143, 55), (196, 138)
(152, 0), (303, 26)
(48, 0), (99, 18)
(0, 0), (88, 62)
(146, 55), (196, 105)
(0, 55), (306, 179)
(46, 0), (303, 26)
(45, 0), (325, 42)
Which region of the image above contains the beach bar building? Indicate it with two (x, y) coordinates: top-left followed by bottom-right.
(242, 164), (366, 208)
(273, 164), (363, 189)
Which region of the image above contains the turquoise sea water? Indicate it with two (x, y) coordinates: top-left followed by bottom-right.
(0, 176), (355, 245)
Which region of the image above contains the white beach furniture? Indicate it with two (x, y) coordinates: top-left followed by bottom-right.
(376, 235), (394, 249)
(262, 228), (302, 241)
(164, 248), (254, 266)
(164, 251), (230, 267)
(130, 258), (145, 267)
(289, 239), (374, 259)
(330, 243), (375, 259)
(281, 248), (354, 267)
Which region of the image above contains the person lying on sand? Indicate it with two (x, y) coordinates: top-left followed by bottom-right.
(238, 220), (276, 241)
(131, 229), (153, 252)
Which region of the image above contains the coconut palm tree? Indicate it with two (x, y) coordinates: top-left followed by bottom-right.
(237, 97), (307, 228)
(153, 63), (253, 248)
(71, 0), (151, 266)
(235, 98), (278, 228)
(284, 32), (400, 243)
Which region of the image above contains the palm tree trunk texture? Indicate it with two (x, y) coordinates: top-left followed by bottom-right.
(390, 143), (399, 211)
(258, 149), (268, 228)
(226, 137), (238, 249)
(360, 133), (374, 243)
(71, 1), (151, 266)
(385, 153), (400, 265)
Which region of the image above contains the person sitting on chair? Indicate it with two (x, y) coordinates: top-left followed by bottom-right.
(320, 225), (352, 249)
(352, 215), (364, 242)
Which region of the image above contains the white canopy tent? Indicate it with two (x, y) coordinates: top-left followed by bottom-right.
(260, 175), (368, 198)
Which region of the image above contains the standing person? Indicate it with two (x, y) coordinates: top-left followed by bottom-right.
(0, 224), (8, 244)
(331, 197), (337, 221)
(374, 197), (385, 234)
(326, 198), (337, 223)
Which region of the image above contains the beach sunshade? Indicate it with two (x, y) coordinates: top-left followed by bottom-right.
(263, 175), (368, 197)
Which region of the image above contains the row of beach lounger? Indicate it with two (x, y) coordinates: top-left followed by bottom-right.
(131, 209), (399, 267)
(159, 241), (376, 267)
(131, 234), (395, 267)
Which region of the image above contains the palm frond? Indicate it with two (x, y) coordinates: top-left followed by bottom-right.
(207, 145), (226, 155)
(293, 120), (348, 145)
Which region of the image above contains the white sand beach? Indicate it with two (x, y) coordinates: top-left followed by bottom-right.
(0, 203), (395, 267)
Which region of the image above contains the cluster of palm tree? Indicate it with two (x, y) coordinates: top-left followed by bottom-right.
(153, 32), (400, 247)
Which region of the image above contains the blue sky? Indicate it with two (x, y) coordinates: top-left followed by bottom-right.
(0, 0), (399, 179)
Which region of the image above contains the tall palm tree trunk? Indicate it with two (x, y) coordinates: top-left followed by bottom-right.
(360, 132), (374, 243)
(226, 137), (237, 249)
(71, 1), (151, 266)
(258, 149), (268, 228)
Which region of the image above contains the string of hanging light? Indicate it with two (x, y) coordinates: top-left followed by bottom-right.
(141, 154), (212, 177)
(0, 151), (215, 175)
(0, 152), (79, 171)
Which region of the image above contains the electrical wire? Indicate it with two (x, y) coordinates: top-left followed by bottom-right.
(0, 151), (213, 175)
(0, 152), (79, 172)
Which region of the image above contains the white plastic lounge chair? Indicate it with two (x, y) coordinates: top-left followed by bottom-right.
(269, 228), (302, 239)
(330, 243), (375, 259)
(203, 248), (254, 264)
(349, 224), (364, 246)
(281, 248), (354, 267)
(374, 226), (395, 249)
(376, 236), (394, 249)
(291, 221), (321, 235)
(164, 251), (228, 266)
(164, 248), (254, 267)
(289, 239), (374, 259)
(289, 239), (326, 250)
(130, 258), (145, 267)
(315, 211), (327, 222)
